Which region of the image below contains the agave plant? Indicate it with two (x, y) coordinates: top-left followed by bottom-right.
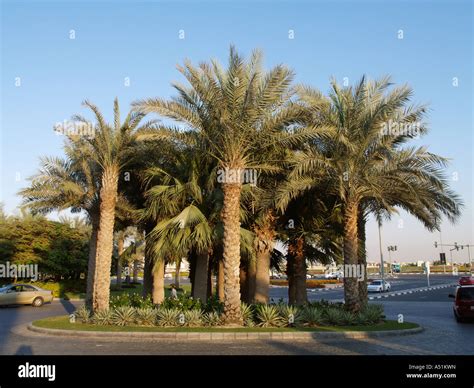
(255, 305), (285, 328)
(203, 312), (221, 327)
(156, 308), (180, 327)
(359, 304), (384, 324)
(112, 306), (136, 326)
(74, 305), (91, 324)
(277, 304), (301, 327)
(324, 308), (346, 326)
(92, 309), (114, 325)
(301, 307), (325, 327)
(240, 303), (254, 322)
(340, 310), (357, 326)
(135, 308), (157, 326)
(183, 310), (203, 327)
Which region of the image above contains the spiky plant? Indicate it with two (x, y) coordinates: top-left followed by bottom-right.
(203, 311), (221, 327)
(240, 303), (254, 322)
(255, 304), (285, 327)
(74, 305), (91, 324)
(112, 306), (136, 326)
(301, 307), (325, 327)
(183, 310), (204, 327)
(340, 310), (357, 326)
(277, 304), (302, 327)
(156, 308), (180, 327)
(135, 308), (157, 326)
(92, 309), (114, 326)
(324, 308), (346, 326)
(359, 304), (384, 324)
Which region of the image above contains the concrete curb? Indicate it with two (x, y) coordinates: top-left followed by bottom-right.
(27, 322), (423, 341)
(368, 283), (457, 301)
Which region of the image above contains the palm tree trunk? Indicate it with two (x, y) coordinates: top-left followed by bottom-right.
(91, 168), (118, 312)
(254, 212), (275, 304)
(85, 212), (99, 308)
(192, 251), (209, 301)
(255, 247), (271, 304)
(152, 259), (165, 304)
(116, 231), (124, 287)
(247, 257), (256, 303)
(142, 223), (154, 298)
(286, 252), (296, 305)
(288, 236), (306, 305)
(174, 257), (181, 289)
(207, 259), (213, 299)
(133, 260), (139, 283)
(343, 199), (361, 313)
(217, 260), (225, 301)
(221, 182), (243, 325)
(240, 264), (249, 303)
(358, 210), (368, 308)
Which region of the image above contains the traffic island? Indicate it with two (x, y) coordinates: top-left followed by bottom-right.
(28, 316), (423, 340)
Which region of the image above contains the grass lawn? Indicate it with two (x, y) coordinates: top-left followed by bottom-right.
(33, 315), (419, 333)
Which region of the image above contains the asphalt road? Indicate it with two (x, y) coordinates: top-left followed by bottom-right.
(0, 274), (472, 355)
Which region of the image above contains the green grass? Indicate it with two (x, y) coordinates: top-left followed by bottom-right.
(33, 315), (419, 333)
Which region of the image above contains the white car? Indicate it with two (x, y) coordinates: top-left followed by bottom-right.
(368, 280), (391, 293)
(324, 271), (343, 280)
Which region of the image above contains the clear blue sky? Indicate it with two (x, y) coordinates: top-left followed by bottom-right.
(1, 0), (472, 263)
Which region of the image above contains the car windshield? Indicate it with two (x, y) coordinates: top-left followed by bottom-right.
(458, 288), (474, 300)
(371, 281), (381, 285)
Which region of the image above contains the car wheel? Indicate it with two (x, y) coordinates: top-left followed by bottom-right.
(32, 297), (44, 307)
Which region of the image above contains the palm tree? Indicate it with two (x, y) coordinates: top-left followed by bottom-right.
(133, 47), (318, 324)
(282, 76), (462, 312)
(19, 143), (101, 306)
(142, 149), (214, 303)
(71, 99), (152, 312)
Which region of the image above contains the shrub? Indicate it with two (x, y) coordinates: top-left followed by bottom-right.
(255, 305), (285, 327)
(203, 295), (224, 314)
(277, 304), (301, 326)
(203, 311), (221, 326)
(112, 306), (136, 326)
(324, 308), (346, 325)
(240, 303), (254, 322)
(301, 307), (325, 327)
(183, 310), (203, 327)
(92, 309), (114, 325)
(161, 292), (202, 311)
(156, 308), (180, 327)
(109, 293), (154, 309)
(135, 308), (157, 326)
(74, 305), (91, 324)
(359, 304), (384, 324)
(340, 310), (357, 326)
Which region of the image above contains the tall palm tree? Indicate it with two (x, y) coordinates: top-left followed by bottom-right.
(282, 77), (462, 312)
(19, 143), (101, 306)
(133, 47), (319, 324)
(71, 99), (152, 312)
